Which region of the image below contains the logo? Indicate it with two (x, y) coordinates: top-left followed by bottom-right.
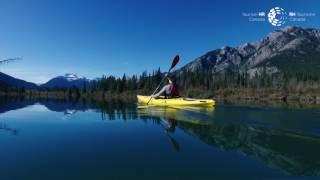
(242, 7), (315, 26)
(268, 7), (287, 26)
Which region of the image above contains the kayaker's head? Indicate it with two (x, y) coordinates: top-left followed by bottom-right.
(167, 75), (176, 84)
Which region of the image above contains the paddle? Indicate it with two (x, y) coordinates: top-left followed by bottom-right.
(159, 119), (180, 152)
(147, 55), (180, 105)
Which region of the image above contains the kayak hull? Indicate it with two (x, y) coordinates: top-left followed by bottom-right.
(137, 95), (215, 107)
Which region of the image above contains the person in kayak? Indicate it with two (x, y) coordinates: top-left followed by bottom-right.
(151, 75), (179, 99)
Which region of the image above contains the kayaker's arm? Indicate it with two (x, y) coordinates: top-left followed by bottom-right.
(152, 85), (170, 98)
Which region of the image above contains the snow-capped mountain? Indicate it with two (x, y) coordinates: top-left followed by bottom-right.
(64, 73), (80, 81)
(41, 74), (91, 89)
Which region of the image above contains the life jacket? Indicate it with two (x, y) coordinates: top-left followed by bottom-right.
(169, 83), (179, 97)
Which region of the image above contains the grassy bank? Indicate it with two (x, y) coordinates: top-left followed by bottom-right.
(211, 88), (320, 104)
(0, 90), (138, 102)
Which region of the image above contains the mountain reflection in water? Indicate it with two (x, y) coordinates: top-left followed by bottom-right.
(0, 98), (320, 177)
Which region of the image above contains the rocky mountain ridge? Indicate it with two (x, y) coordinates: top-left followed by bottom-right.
(179, 26), (320, 76)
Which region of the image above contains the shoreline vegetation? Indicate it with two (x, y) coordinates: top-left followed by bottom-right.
(1, 91), (320, 111)
(0, 88), (319, 104)
(1, 69), (320, 105)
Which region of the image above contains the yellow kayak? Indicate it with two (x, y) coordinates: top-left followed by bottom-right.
(137, 95), (215, 107)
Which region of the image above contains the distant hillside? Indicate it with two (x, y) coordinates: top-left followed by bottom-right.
(0, 72), (38, 89)
(179, 26), (320, 76)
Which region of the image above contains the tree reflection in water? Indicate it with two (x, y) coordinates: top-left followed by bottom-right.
(0, 98), (320, 176)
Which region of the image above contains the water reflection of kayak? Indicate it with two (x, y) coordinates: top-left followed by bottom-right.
(137, 106), (214, 125)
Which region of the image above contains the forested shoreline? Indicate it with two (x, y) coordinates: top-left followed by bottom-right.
(1, 68), (320, 104)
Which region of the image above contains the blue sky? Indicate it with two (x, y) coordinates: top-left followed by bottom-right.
(0, 0), (319, 83)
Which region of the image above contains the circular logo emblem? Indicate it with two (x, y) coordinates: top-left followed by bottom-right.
(268, 7), (287, 26)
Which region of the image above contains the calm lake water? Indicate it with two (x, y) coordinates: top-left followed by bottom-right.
(0, 99), (320, 179)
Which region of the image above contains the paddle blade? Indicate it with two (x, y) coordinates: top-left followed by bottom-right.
(170, 55), (180, 69)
